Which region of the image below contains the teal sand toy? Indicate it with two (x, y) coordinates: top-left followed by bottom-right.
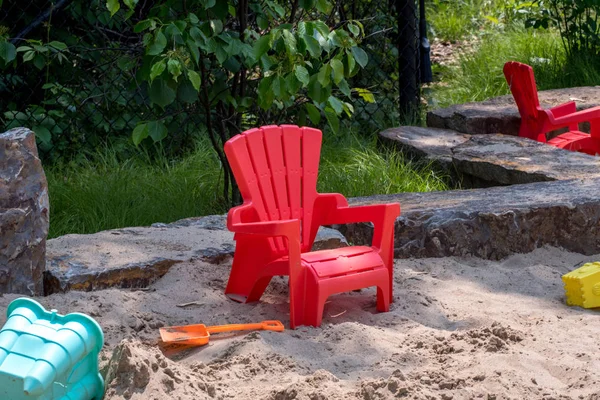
(0, 298), (104, 400)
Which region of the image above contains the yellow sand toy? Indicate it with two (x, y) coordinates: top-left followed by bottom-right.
(562, 262), (600, 308)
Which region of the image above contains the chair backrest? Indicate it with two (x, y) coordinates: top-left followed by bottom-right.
(224, 125), (322, 252)
(503, 61), (542, 139)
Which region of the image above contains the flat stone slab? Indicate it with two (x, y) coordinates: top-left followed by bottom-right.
(452, 134), (600, 185)
(337, 178), (600, 260)
(379, 126), (469, 166)
(45, 216), (347, 294)
(379, 127), (600, 186)
(427, 86), (600, 135)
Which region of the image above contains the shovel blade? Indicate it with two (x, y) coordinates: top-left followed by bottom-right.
(159, 324), (210, 346)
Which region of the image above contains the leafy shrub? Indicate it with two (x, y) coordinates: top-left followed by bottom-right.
(527, 0), (600, 58)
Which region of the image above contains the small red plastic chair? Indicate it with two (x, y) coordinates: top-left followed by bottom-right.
(503, 61), (600, 155)
(224, 125), (400, 329)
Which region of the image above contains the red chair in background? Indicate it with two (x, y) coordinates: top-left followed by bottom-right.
(503, 61), (600, 155)
(224, 125), (400, 329)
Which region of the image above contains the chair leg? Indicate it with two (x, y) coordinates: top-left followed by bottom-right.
(290, 270), (326, 329)
(245, 276), (273, 303)
(225, 238), (273, 303)
(376, 284), (390, 312)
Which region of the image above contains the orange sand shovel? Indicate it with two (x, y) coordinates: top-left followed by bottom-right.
(159, 320), (284, 346)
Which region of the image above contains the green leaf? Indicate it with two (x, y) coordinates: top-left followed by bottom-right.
(328, 96), (343, 114)
(282, 30), (297, 57)
(253, 35), (272, 60)
(294, 65), (310, 86)
(33, 45), (49, 53)
(302, 35), (321, 58)
(305, 103), (321, 125)
(149, 79), (176, 108)
(324, 108), (339, 133)
(147, 31), (167, 56)
(187, 70), (201, 91)
(132, 123), (149, 145)
(134, 19), (152, 33)
(257, 14), (269, 30)
(16, 46), (32, 52)
(186, 39), (200, 65)
(189, 13), (199, 24)
(272, 75), (282, 98)
(347, 22), (359, 36)
(33, 125), (52, 143)
(223, 57), (241, 73)
(270, 2), (286, 17)
(23, 50), (35, 62)
(307, 76), (322, 102)
(345, 50), (356, 74)
(351, 46), (368, 68)
(342, 101), (354, 117)
(257, 75), (275, 110)
(106, 0), (120, 16)
(315, 0), (331, 14)
(204, 0), (216, 9)
(299, 0), (315, 9)
(167, 59), (182, 81)
(287, 73), (301, 94)
(314, 21), (330, 37)
(123, 0), (138, 9)
(147, 120), (168, 142)
(210, 20), (223, 35)
(150, 60), (166, 81)
(33, 54), (45, 70)
(48, 41), (67, 51)
(337, 78), (351, 97)
(178, 78), (199, 103)
(190, 27), (207, 47)
(355, 88), (375, 103)
(330, 59), (344, 84)
(317, 64), (331, 87)
(0, 41), (16, 63)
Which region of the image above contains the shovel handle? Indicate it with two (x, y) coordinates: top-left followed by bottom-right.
(206, 320), (284, 334)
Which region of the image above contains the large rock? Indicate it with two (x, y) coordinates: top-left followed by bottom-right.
(378, 127), (600, 187)
(337, 178), (600, 260)
(451, 134), (600, 185)
(45, 216), (347, 293)
(379, 126), (469, 167)
(427, 86), (600, 135)
(0, 128), (49, 295)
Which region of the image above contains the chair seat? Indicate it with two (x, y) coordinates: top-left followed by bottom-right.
(547, 131), (600, 155)
(547, 131), (589, 147)
(300, 246), (383, 278)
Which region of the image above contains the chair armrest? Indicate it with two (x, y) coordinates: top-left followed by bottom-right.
(320, 203), (400, 225)
(549, 101), (576, 118)
(228, 218), (301, 238)
(545, 106), (600, 128)
(227, 203), (301, 238)
(319, 203), (400, 250)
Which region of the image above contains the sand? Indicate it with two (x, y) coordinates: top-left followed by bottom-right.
(2, 246), (600, 400)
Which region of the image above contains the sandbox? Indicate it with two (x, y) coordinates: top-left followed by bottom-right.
(2, 247), (598, 399)
(4, 88), (600, 399)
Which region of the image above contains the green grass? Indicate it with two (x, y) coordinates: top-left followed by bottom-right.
(46, 132), (450, 238)
(429, 27), (600, 108)
(426, 0), (511, 43)
(46, 144), (223, 238)
(429, 28), (562, 108)
(426, 0), (600, 109)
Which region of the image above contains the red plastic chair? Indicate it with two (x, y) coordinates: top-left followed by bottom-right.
(224, 125), (400, 329)
(503, 61), (600, 155)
